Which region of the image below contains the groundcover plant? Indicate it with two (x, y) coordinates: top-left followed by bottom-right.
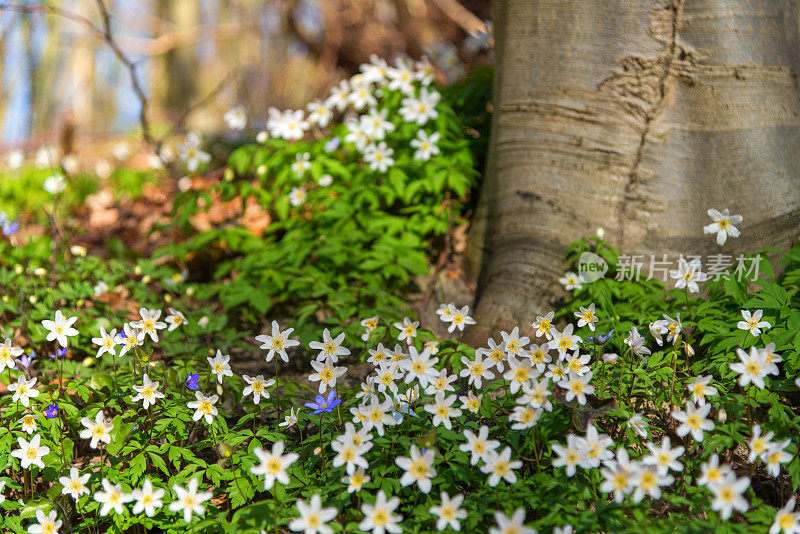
(2, 56), (800, 534)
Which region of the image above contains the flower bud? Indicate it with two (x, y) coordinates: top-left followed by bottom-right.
(217, 442), (234, 458)
(142, 275), (151, 284)
(28, 295), (37, 304)
(34, 267), (46, 277)
(313, 447), (322, 456)
(716, 407), (727, 423)
(198, 316), (209, 328)
(603, 353), (619, 365)
(684, 344), (695, 357)
(596, 227), (605, 239)
(70, 245), (87, 257)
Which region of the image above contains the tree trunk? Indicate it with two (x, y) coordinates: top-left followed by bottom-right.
(465, 0), (800, 344)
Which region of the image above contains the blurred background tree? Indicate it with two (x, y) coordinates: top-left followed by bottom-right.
(0, 0), (490, 150)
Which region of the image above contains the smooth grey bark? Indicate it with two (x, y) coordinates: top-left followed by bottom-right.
(465, 0), (800, 344)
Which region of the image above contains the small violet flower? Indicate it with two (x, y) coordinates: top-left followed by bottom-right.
(44, 404), (59, 419)
(304, 390), (342, 415)
(185, 373), (200, 391)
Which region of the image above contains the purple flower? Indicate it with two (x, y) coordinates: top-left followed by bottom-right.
(44, 404), (59, 419)
(16, 350), (34, 369)
(2, 220), (19, 236)
(185, 373), (200, 390)
(48, 348), (68, 360)
(324, 137), (340, 152)
(304, 390), (342, 415)
(587, 329), (614, 345)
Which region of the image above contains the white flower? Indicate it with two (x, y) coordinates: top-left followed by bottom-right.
(551, 434), (583, 477)
(291, 152), (312, 176)
(359, 490), (402, 534)
(331, 423), (372, 475)
(360, 316), (379, 342)
(288, 186), (307, 207)
(627, 413), (648, 438)
(729, 346), (777, 390)
(309, 328), (351, 363)
(243, 374), (275, 404)
(224, 105), (247, 130)
(207, 350), (233, 384)
(308, 356), (347, 394)
(698, 454), (733, 487)
(307, 100), (333, 128)
(387, 60), (417, 94)
(318, 174), (333, 187)
(326, 81), (350, 111)
(363, 142), (394, 173)
(440, 305), (476, 333)
(251, 441), (299, 490)
(399, 88), (440, 124)
(131, 374), (165, 410)
(11, 433), (49, 469)
(358, 396), (397, 437)
(504, 356), (534, 394)
(624, 326), (651, 358)
(168, 478), (213, 523)
(429, 491), (467, 531)
(600, 448), (635, 502)
(9, 376), (39, 407)
(27, 510), (63, 534)
(395, 445), (436, 493)
(424, 392), (461, 430)
(489, 508), (536, 534)
(343, 468), (370, 493)
(519, 378), (553, 412)
(131, 479), (165, 517)
(0, 338), (23, 371)
(178, 133), (211, 172)
(116, 323), (141, 358)
(459, 392), (482, 414)
(764, 439), (792, 477)
(737, 309), (771, 336)
(669, 257), (708, 293)
(348, 77), (377, 110)
(166, 308), (187, 331)
(709, 473), (750, 520)
(704, 208), (742, 246)
(131, 307), (167, 343)
(576, 424), (614, 468)
(361, 108), (395, 140)
(79, 410), (114, 449)
(531, 311), (555, 340)
(41, 310), (79, 348)
(549, 324), (581, 357)
(289, 494), (338, 534)
(559, 271), (583, 291)
(564, 350), (591, 377)
(410, 130), (441, 161)
(687, 375), (718, 405)
(19, 413), (37, 435)
(399, 345), (439, 388)
(643, 437), (685, 475)
(459, 425), (499, 465)
(361, 55), (389, 84)
(509, 405), (542, 430)
(187, 391), (219, 424)
(501, 327), (530, 357)
(748, 424), (776, 463)
(393, 318), (419, 345)
(672, 402), (713, 442)
(771, 497), (799, 534)
(92, 327), (118, 358)
(459, 353), (495, 389)
(5, 149), (24, 169)
(256, 321), (300, 363)
(481, 446), (522, 487)
(630, 464), (673, 503)
(559, 371), (595, 405)
(94, 478), (132, 516)
(280, 407), (299, 428)
(527, 344), (552, 373)
(59, 467), (90, 501)
(43, 174), (66, 194)
(477, 338), (507, 372)
(575, 303), (598, 331)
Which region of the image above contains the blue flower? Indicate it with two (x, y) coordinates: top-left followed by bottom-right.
(2, 220), (19, 236)
(16, 350), (34, 369)
(324, 137), (340, 152)
(44, 404), (59, 419)
(48, 348), (68, 360)
(587, 329), (614, 345)
(185, 373), (200, 390)
(304, 390), (342, 414)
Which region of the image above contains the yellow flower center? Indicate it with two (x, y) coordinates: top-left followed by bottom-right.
(471, 364), (484, 376)
(687, 415), (701, 429)
(374, 510), (388, 526)
(199, 402), (212, 415)
(319, 369), (334, 382)
(267, 459), (282, 474)
(26, 447), (37, 459)
(436, 406), (449, 418)
(411, 460), (428, 477)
